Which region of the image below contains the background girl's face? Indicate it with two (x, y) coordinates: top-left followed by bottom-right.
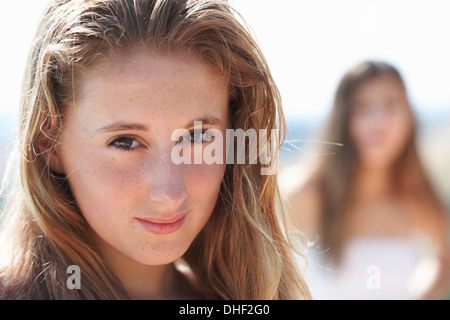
(349, 75), (413, 169)
(55, 49), (229, 266)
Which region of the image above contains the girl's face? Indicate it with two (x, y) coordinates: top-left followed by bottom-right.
(54, 49), (228, 266)
(349, 75), (413, 169)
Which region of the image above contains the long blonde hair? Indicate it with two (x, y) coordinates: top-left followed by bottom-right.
(0, 0), (311, 299)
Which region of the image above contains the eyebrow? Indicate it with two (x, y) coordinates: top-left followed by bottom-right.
(97, 115), (222, 133)
(98, 122), (150, 133)
(186, 115), (222, 128)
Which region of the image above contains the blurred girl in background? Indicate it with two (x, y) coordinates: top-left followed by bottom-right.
(286, 61), (450, 299)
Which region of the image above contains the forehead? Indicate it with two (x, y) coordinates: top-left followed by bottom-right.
(76, 49), (227, 101)
(352, 75), (405, 98)
(69, 48), (229, 130)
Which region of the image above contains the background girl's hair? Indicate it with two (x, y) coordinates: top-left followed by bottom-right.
(308, 60), (445, 263)
(0, 0), (310, 299)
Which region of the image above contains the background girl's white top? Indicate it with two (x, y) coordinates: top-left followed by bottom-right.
(302, 233), (438, 299)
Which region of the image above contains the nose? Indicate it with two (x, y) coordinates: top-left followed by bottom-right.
(147, 155), (188, 211)
(365, 105), (388, 127)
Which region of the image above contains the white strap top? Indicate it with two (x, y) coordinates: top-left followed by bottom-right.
(300, 234), (437, 299)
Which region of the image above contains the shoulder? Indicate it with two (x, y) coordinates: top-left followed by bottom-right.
(409, 193), (449, 254)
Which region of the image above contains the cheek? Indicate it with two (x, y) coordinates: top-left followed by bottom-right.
(349, 115), (368, 147)
(181, 136), (227, 215)
(60, 143), (142, 220)
(183, 162), (226, 212)
(386, 112), (412, 150)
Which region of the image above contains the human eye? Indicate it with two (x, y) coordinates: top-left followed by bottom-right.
(180, 130), (213, 144)
(108, 136), (142, 151)
(353, 103), (370, 117)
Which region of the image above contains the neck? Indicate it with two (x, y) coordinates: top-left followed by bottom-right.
(354, 163), (393, 198)
(98, 239), (176, 299)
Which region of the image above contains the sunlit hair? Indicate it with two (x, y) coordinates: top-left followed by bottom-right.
(302, 61), (446, 264)
(0, 0), (311, 299)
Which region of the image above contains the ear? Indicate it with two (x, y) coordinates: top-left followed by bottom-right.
(37, 138), (65, 175)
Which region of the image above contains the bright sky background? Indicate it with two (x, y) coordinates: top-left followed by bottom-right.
(1, 0), (449, 122)
(231, 0), (450, 119)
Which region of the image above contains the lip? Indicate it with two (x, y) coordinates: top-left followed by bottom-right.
(136, 212), (188, 235)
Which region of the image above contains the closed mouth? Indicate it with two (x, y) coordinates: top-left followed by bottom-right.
(135, 212), (188, 235)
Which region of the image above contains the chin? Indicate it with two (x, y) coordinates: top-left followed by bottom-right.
(131, 244), (190, 266)
(360, 150), (397, 167)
